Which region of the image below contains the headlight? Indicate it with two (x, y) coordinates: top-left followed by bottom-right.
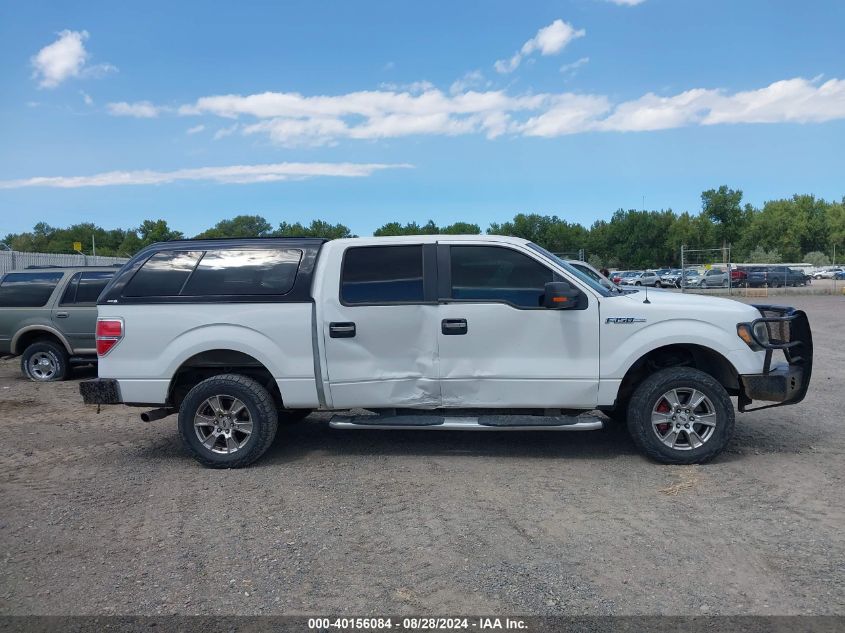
(737, 321), (769, 350)
(753, 321), (770, 346)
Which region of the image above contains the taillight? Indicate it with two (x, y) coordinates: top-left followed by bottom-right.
(96, 318), (124, 356)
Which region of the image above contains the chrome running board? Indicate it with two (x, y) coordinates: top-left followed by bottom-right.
(329, 414), (603, 432)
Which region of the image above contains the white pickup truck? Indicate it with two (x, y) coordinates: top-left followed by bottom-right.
(80, 235), (813, 468)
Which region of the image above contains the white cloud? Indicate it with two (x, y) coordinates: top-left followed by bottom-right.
(606, 0), (646, 5)
(80, 91), (93, 105)
(186, 124), (205, 134)
(703, 77), (845, 125)
(213, 124), (240, 140)
(0, 162), (413, 189)
(450, 70), (491, 95)
(495, 19), (585, 74)
(30, 30), (116, 88)
(107, 101), (162, 118)
(122, 76), (845, 146)
(560, 57), (590, 75)
(31, 30), (89, 88)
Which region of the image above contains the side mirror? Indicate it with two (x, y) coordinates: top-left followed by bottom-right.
(543, 281), (582, 309)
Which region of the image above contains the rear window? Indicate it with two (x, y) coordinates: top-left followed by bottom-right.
(0, 272), (64, 307)
(123, 248), (302, 298)
(341, 245), (424, 304)
(182, 249), (302, 296)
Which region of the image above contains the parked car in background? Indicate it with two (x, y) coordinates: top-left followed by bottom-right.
(610, 271), (633, 284)
(746, 266), (808, 288)
(701, 268), (730, 288)
(620, 271), (660, 287)
(660, 269), (683, 286)
(814, 268), (844, 279)
(731, 268), (748, 287)
(679, 270), (703, 288)
(834, 270), (845, 280)
(0, 266), (117, 381)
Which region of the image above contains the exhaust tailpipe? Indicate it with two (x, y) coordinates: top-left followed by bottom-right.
(140, 408), (175, 423)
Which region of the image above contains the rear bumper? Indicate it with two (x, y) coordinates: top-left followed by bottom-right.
(80, 378), (123, 405)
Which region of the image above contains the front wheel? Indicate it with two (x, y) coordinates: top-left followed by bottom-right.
(654, 281), (662, 288)
(626, 367), (735, 464)
(178, 374), (278, 468)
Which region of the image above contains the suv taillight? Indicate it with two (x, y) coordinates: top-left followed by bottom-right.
(96, 318), (124, 356)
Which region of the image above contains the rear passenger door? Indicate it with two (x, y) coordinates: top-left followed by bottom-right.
(321, 243), (441, 409)
(53, 271), (114, 353)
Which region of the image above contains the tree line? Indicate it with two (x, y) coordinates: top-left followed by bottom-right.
(3, 186), (843, 269)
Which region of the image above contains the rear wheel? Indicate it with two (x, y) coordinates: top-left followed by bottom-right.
(654, 281), (662, 288)
(178, 374), (278, 468)
(627, 367), (734, 464)
(21, 340), (68, 382)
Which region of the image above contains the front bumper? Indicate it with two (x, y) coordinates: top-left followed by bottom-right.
(738, 305), (813, 412)
(80, 378), (123, 405)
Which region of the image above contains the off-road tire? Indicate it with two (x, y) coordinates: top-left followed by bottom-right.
(178, 374), (278, 469)
(627, 367), (735, 464)
(21, 340), (69, 382)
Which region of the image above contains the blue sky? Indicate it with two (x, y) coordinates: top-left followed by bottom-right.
(1, 0), (843, 237)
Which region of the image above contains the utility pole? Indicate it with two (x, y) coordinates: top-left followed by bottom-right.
(92, 234), (97, 259)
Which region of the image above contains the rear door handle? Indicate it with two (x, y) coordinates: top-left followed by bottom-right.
(329, 322), (356, 338)
(55, 312), (69, 318)
(441, 318), (468, 335)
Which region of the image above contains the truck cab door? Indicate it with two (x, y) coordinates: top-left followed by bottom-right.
(436, 242), (600, 409)
(318, 243), (441, 409)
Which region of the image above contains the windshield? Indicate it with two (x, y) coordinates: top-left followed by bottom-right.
(526, 243), (614, 297)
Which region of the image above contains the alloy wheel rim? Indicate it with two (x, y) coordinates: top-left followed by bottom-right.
(29, 352), (57, 380)
(651, 388), (717, 450)
(194, 395), (253, 454)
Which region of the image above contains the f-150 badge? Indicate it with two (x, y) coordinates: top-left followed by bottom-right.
(606, 317), (646, 324)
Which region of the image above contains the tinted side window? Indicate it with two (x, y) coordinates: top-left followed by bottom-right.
(341, 245), (424, 304)
(123, 251), (202, 297)
(74, 272), (115, 305)
(182, 249), (302, 296)
(450, 246), (558, 308)
(0, 272), (64, 307)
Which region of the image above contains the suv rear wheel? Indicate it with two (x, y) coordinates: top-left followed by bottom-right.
(178, 374), (278, 468)
(21, 340), (69, 382)
(626, 367), (734, 464)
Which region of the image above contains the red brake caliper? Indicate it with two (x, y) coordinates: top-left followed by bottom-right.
(655, 398), (671, 434)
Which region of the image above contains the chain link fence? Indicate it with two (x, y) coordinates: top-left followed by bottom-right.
(679, 246), (840, 296)
(0, 250), (128, 275)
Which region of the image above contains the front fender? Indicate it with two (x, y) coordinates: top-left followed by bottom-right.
(601, 318), (765, 380)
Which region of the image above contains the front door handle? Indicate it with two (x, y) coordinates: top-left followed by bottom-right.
(441, 318), (468, 335)
(55, 312), (69, 319)
(329, 322), (356, 338)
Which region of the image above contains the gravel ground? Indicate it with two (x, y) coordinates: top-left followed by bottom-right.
(0, 295), (843, 616)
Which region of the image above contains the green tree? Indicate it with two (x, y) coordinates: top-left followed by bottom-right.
(275, 219), (352, 239)
(137, 219), (184, 245)
(195, 214), (273, 238)
(803, 251), (831, 267)
(701, 186), (749, 249)
(747, 246), (782, 263)
(488, 213), (588, 255)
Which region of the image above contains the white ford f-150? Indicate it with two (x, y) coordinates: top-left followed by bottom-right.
(80, 235), (812, 468)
